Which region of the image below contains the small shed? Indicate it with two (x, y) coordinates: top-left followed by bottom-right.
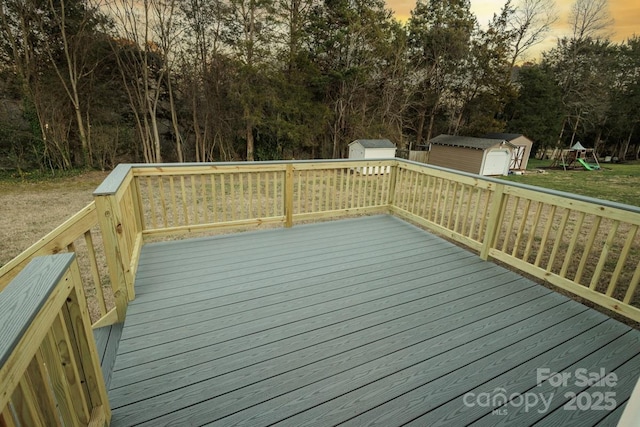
(428, 134), (515, 176)
(348, 139), (397, 174)
(483, 133), (534, 171)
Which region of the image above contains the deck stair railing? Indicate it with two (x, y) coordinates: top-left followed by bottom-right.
(0, 254), (110, 426)
(1, 158), (640, 426)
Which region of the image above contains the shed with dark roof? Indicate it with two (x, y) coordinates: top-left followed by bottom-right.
(483, 133), (534, 170)
(428, 134), (516, 176)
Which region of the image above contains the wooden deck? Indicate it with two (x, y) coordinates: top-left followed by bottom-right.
(107, 215), (640, 426)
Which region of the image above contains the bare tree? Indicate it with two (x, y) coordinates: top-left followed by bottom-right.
(41, 0), (101, 167)
(107, 0), (164, 163)
(509, 0), (558, 67)
(569, 0), (613, 41)
(152, 0), (183, 162)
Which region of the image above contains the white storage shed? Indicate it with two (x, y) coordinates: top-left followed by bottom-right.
(348, 139), (397, 174)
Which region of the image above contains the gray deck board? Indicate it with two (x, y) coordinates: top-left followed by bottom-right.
(108, 215), (640, 426)
(93, 323), (123, 389)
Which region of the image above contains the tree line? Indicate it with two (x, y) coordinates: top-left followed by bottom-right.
(0, 0), (638, 171)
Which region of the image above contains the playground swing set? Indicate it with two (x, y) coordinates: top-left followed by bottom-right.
(550, 141), (601, 171)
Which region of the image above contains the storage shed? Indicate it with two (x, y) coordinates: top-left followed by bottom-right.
(428, 134), (515, 176)
(483, 133), (534, 171)
(348, 139), (397, 174)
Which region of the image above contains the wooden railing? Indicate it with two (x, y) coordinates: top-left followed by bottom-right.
(391, 160), (640, 322)
(2, 159), (640, 326)
(0, 254), (110, 426)
(1, 158), (640, 425)
(109, 159), (640, 323)
(0, 202), (119, 329)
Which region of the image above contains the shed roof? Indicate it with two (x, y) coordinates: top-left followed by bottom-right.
(349, 139), (396, 149)
(430, 134), (515, 150)
(482, 133), (527, 142)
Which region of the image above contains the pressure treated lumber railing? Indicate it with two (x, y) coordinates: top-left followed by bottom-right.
(106, 159), (640, 323)
(0, 253), (110, 426)
(0, 202), (120, 328)
(1, 158), (640, 426)
(391, 160), (640, 321)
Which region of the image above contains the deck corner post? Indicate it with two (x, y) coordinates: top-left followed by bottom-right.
(285, 164), (294, 228)
(94, 194), (130, 322)
(481, 182), (507, 260)
(387, 161), (399, 210)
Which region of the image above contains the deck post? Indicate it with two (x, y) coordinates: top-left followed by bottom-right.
(387, 161), (399, 210)
(285, 164), (294, 228)
(95, 193), (130, 323)
(481, 182), (506, 260)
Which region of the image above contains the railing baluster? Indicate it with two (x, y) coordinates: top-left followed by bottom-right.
(446, 182), (458, 230)
(256, 173), (262, 218)
(180, 176), (189, 226)
(523, 202), (543, 262)
(469, 188), (482, 240)
(190, 176), (198, 224)
(1, 405), (16, 426)
(273, 171), (278, 216)
(607, 224), (638, 296)
(84, 231), (106, 317)
(547, 208), (571, 272)
(590, 220), (620, 290)
(332, 169), (338, 211)
(201, 175), (209, 224)
(560, 211), (586, 278)
(512, 199), (532, 258)
(534, 205), (557, 267)
(624, 260), (640, 304)
(422, 172), (431, 218)
(220, 175), (227, 222)
(345, 169), (352, 209)
(575, 216), (602, 284)
(147, 177), (157, 229)
(14, 378), (41, 426)
(40, 331), (77, 425)
(55, 311), (90, 423)
(501, 197), (521, 252)
(239, 173), (246, 219)
(210, 175), (217, 223)
(28, 354), (61, 426)
(454, 185), (466, 233)
(410, 171), (419, 213)
(433, 179), (443, 223)
(158, 177), (168, 228)
(169, 177), (177, 226)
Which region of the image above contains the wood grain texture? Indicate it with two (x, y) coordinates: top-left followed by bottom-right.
(104, 216), (640, 427)
(0, 254), (74, 367)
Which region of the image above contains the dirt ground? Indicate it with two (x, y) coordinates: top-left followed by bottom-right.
(0, 171), (110, 267)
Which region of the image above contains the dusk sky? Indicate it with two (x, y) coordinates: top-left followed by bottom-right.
(386, 0), (640, 60)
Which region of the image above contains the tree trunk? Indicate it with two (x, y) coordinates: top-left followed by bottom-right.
(245, 117), (254, 162)
(569, 113), (580, 148)
(556, 116), (567, 148)
(167, 73), (183, 162)
(415, 108), (427, 147)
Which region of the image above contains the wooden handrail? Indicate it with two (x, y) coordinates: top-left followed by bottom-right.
(0, 254), (110, 426)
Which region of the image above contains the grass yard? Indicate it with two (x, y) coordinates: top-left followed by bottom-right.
(501, 159), (640, 207)
(0, 170), (109, 267)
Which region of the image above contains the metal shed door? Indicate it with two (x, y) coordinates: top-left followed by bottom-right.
(482, 150), (510, 175)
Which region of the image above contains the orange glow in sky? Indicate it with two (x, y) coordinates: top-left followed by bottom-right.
(387, 0), (639, 59)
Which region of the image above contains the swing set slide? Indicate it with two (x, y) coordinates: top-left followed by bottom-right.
(577, 157), (600, 170)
